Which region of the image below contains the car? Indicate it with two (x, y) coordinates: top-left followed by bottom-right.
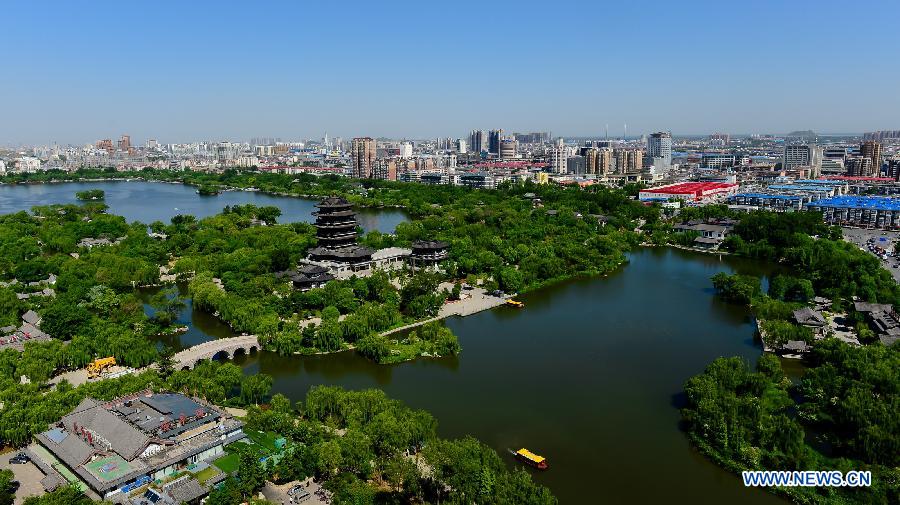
(288, 484), (306, 496)
(7, 481), (19, 493)
(9, 453), (29, 464)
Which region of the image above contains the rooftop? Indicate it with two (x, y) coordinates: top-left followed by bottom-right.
(641, 182), (737, 195)
(810, 196), (900, 212)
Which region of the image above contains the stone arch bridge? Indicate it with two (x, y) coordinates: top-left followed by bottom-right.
(174, 335), (260, 370)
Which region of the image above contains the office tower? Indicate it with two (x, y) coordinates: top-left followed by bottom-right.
(399, 142), (413, 158)
(499, 138), (517, 160)
(820, 158), (845, 175)
(118, 135), (131, 152)
(783, 144), (815, 170)
(647, 132), (672, 167)
(845, 156), (874, 177)
(469, 130), (488, 154)
(456, 138), (467, 154)
(146, 139), (158, 149)
(488, 129), (503, 155)
(351, 137), (377, 178)
(859, 141), (883, 174)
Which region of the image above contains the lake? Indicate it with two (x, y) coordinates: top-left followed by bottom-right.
(154, 246), (787, 504)
(0, 180), (406, 233)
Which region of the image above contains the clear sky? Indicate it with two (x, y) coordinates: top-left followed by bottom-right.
(3, 0), (899, 145)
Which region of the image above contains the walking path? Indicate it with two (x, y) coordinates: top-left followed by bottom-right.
(382, 286), (506, 336)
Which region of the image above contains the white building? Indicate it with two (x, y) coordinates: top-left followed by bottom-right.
(549, 139), (571, 174)
(14, 156), (42, 173)
(783, 144), (821, 170)
(647, 132), (672, 168)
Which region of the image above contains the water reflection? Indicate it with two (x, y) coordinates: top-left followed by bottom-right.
(0, 181), (407, 233)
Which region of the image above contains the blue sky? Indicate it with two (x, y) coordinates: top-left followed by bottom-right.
(3, 0), (899, 145)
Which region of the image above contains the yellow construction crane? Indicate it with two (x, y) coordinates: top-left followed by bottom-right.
(87, 357), (116, 379)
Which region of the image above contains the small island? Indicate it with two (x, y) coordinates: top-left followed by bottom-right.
(74, 189), (105, 200)
(197, 183), (221, 195)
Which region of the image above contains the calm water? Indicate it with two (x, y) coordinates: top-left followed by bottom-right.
(0, 181), (406, 233)
(225, 248), (786, 505)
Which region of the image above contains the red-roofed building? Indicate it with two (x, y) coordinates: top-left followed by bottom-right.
(639, 182), (738, 202)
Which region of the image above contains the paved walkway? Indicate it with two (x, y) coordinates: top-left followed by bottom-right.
(382, 286), (506, 336)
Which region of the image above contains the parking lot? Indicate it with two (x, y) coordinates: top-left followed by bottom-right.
(842, 228), (900, 283)
(0, 451), (45, 505)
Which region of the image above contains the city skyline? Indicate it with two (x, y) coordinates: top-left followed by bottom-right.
(3, 0), (900, 144)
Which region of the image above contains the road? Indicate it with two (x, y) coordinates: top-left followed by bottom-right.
(841, 228), (900, 283)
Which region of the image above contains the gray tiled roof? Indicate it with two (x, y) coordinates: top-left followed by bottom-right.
(62, 404), (150, 461)
(165, 477), (207, 503)
(793, 307), (826, 326)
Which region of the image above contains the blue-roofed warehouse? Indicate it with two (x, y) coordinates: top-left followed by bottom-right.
(807, 196), (900, 229)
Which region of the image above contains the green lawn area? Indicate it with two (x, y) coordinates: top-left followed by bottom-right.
(246, 430), (280, 452)
(212, 453), (240, 473)
(192, 466), (221, 484)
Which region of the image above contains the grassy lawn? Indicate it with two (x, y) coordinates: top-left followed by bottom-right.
(212, 453), (240, 473)
(192, 466), (221, 484)
(246, 430), (280, 452)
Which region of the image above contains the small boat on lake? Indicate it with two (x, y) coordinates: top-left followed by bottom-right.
(506, 299), (524, 308)
(514, 448), (548, 470)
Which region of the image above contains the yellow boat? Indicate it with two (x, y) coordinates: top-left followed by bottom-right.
(515, 448), (548, 469)
(506, 299), (524, 308)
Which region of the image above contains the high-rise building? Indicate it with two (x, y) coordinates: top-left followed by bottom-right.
(372, 159), (397, 181)
(399, 142), (413, 158)
(845, 156), (874, 177)
(118, 135), (131, 153)
(567, 155), (586, 175)
(859, 141), (883, 174)
(549, 139), (569, 174)
(863, 130), (900, 141)
(514, 132), (551, 144)
(886, 158), (900, 181)
(488, 129), (503, 155)
(584, 147), (613, 175)
(351, 137), (377, 178)
(647, 132), (672, 168)
(96, 139), (114, 153)
(783, 144), (814, 170)
(456, 138), (467, 154)
(469, 130), (488, 154)
(613, 148), (643, 173)
(708, 133), (730, 147)
(499, 138), (518, 160)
